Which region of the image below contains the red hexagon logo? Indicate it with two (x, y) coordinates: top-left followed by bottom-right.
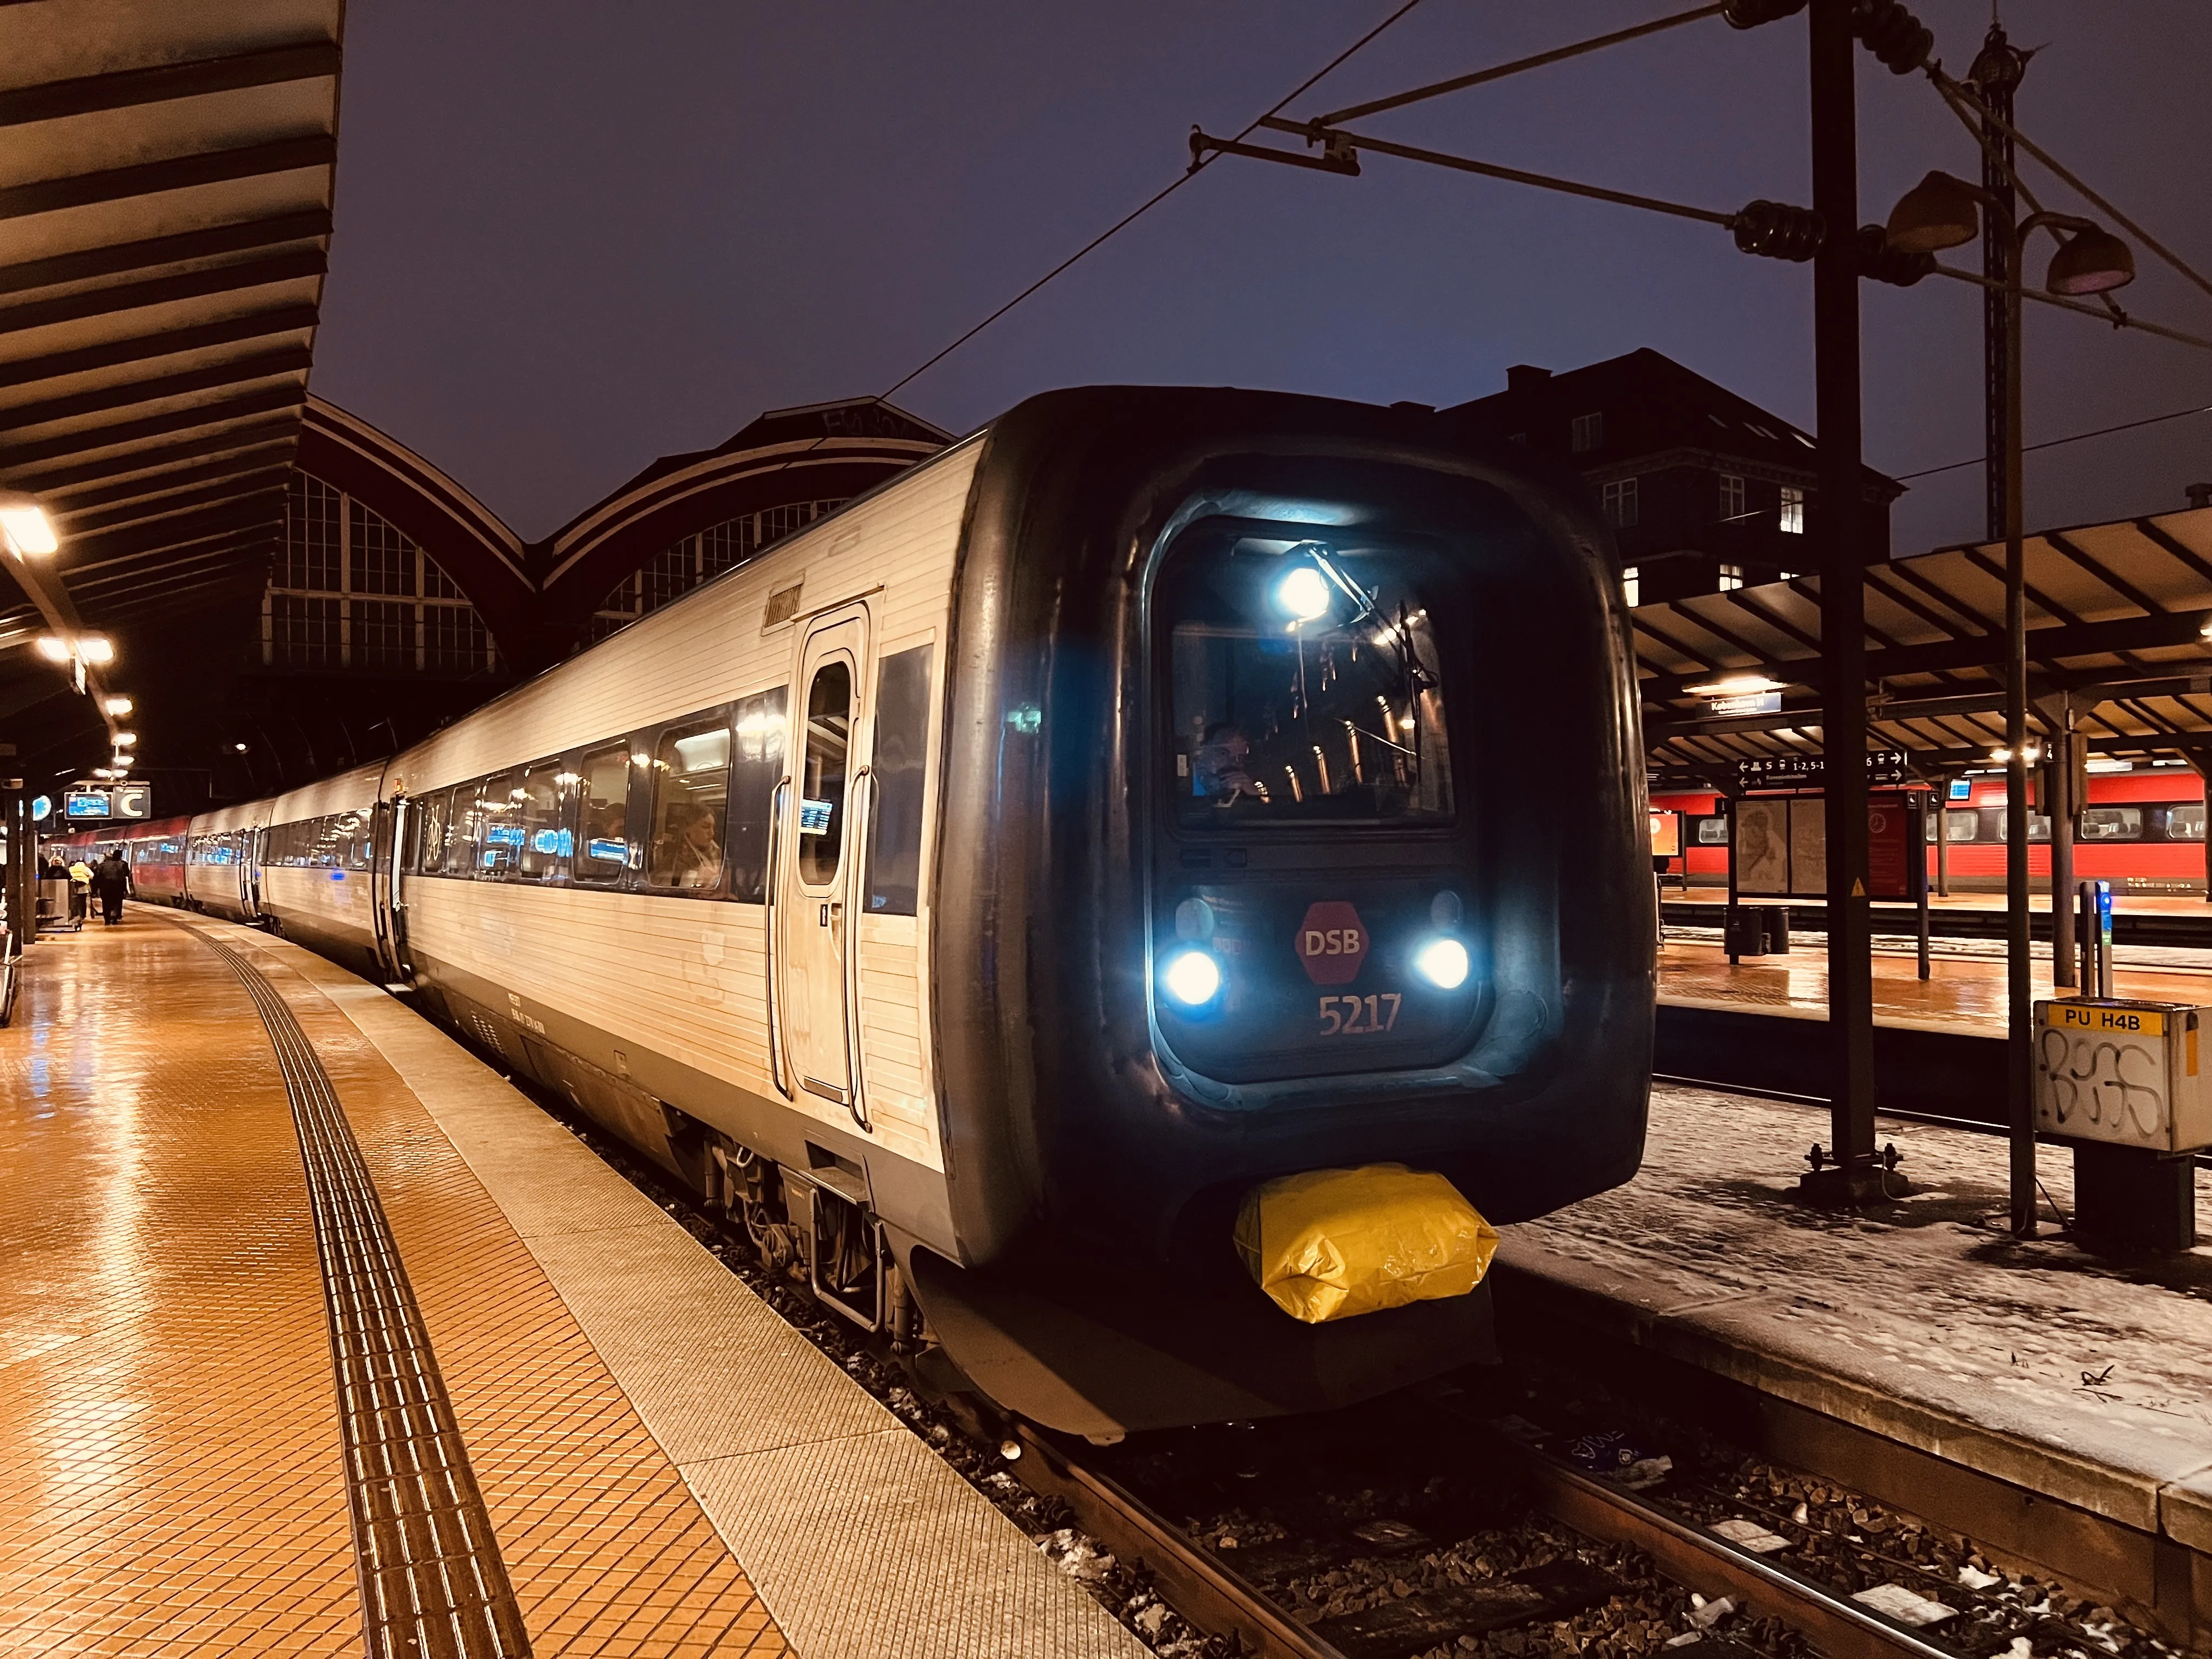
(1296, 901), (1368, 985)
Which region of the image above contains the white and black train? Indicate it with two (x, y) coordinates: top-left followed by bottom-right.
(69, 387), (1652, 1437)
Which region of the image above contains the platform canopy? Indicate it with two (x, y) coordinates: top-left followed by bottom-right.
(0, 0), (342, 733)
(1638, 505), (2212, 783)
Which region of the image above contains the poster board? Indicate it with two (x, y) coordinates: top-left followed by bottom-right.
(1730, 790), (1923, 901)
(1648, 809), (1681, 859)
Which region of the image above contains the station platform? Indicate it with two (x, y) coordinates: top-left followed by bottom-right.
(1493, 1081), (2212, 1644)
(0, 907), (1140, 1657)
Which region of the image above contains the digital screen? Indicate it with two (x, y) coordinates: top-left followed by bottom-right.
(798, 798), (833, 835)
(585, 837), (628, 864)
(1949, 778), (1972, 800)
(63, 791), (111, 819)
(483, 824), (524, 847)
(528, 828), (573, 856)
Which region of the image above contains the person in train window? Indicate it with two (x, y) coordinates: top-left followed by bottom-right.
(657, 803), (723, 889)
(1192, 723), (1263, 805)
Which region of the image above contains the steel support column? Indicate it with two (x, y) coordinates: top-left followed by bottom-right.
(1803, 0), (1880, 1203)
(2002, 219), (2036, 1235)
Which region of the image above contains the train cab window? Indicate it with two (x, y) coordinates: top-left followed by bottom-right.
(2167, 803), (2206, 842)
(867, 645), (934, 916)
(1161, 539), (1452, 826)
(646, 720), (731, 891)
(1694, 816), (1729, 844)
(573, 744), (634, 883)
(444, 780), (489, 874)
(516, 761), (568, 879)
(415, 789), (452, 872)
(727, 690), (787, 901)
(1994, 809), (2051, 843)
(2078, 805), (2143, 842)
(798, 663), (853, 884)
(479, 771), (524, 874)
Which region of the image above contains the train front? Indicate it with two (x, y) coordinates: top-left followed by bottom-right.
(916, 387), (1651, 1437)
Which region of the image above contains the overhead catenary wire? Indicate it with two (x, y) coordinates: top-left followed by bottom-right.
(1891, 402), (2212, 482)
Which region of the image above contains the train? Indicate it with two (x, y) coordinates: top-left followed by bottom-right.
(52, 386), (1652, 1438)
(1654, 768), (2212, 895)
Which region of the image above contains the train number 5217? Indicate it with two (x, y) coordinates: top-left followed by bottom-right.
(1319, 992), (1402, 1035)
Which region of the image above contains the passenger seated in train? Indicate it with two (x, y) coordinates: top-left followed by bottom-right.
(652, 803), (724, 890)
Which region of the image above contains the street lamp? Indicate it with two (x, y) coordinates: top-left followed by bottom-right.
(1886, 177), (2134, 1234)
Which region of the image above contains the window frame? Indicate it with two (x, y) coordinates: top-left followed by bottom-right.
(642, 707), (740, 899)
(570, 740), (641, 887)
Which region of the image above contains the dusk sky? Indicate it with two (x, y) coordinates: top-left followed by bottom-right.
(313, 1), (2211, 554)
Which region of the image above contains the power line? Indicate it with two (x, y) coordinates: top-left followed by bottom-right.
(876, 0), (1427, 404)
(1891, 402), (2212, 482)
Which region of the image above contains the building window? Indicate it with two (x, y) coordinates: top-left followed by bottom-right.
(1780, 484), (1805, 534)
(1602, 477), (1639, 528)
(1571, 411), (1604, 453)
(1622, 565), (1640, 607)
(1718, 473), (1746, 523)
(591, 499), (848, 640)
(264, 473), (494, 675)
(1718, 564), (1746, 592)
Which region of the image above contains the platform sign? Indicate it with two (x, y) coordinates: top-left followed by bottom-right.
(60, 780), (150, 822)
(2033, 998), (2212, 1153)
(1736, 750), (1908, 792)
(1948, 778), (1973, 801)
(62, 788), (110, 820)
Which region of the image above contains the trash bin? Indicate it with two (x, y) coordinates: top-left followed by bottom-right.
(1724, 904), (1790, 961)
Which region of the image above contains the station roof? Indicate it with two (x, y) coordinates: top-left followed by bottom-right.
(1640, 505), (2212, 781)
(0, 1), (342, 735)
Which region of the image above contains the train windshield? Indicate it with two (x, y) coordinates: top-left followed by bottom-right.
(1163, 537), (1452, 827)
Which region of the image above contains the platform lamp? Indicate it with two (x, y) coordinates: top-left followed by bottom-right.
(1886, 171), (2136, 1235)
(0, 490), (58, 561)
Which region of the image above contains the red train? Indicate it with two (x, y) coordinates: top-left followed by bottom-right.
(1653, 765), (2210, 894)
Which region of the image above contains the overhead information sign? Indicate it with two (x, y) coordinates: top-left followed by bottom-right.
(1736, 751), (1908, 792)
(61, 781), (151, 821)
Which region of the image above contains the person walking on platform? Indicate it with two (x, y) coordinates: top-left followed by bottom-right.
(66, 857), (92, 924)
(90, 851), (132, 926)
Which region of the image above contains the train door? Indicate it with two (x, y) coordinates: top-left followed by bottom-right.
(370, 798), (411, 983)
(775, 606), (871, 1124)
(239, 827), (263, 919)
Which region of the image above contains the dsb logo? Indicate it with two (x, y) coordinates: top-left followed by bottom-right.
(1296, 900), (1368, 985)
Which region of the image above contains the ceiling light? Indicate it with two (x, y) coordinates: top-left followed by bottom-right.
(112, 731), (136, 746)
(1684, 674), (1786, 697)
(76, 635), (113, 664)
(0, 492), (58, 557)
(34, 635), (69, 662)
(102, 695), (132, 715)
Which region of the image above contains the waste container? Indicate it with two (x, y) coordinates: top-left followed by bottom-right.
(1724, 904), (1789, 961)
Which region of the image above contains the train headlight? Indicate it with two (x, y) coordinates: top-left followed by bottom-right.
(1161, 948), (1223, 1007)
(1275, 565), (1330, 623)
(1414, 936), (1470, 989)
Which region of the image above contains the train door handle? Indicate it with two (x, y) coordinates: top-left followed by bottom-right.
(820, 902), (830, 926)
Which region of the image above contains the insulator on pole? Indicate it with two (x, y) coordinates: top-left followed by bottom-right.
(1731, 199), (1826, 262)
(1721, 0), (1808, 27)
(1854, 223), (1934, 286)
(1852, 0), (1933, 74)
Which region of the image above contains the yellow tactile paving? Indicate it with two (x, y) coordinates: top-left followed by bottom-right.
(0, 917), (788, 1657)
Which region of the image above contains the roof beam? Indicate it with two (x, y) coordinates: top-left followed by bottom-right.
(0, 249), (325, 336)
(0, 345), (311, 435)
(0, 42), (340, 128)
(59, 490), (284, 565)
(58, 467), (288, 539)
(0, 209), (331, 298)
(2045, 530), (2167, 616)
(0, 135), (336, 221)
(2131, 518), (2212, 588)
(0, 304), (318, 390)
(7, 416), (297, 491)
(50, 450), (292, 516)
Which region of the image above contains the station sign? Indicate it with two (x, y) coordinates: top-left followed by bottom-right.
(1735, 750), (1908, 792)
(62, 780), (151, 821)
(1706, 690), (1782, 716)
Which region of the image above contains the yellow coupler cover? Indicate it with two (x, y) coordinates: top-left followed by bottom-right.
(1234, 1163), (1499, 1324)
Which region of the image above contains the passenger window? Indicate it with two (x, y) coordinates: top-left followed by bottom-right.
(646, 720), (731, 891)
(2078, 806), (2142, 842)
(1695, 817), (1729, 845)
(798, 661), (853, 885)
(416, 790), (452, 872)
(867, 645), (933, 915)
(327, 810), (371, 871)
(1942, 808), (1979, 843)
(517, 761), (568, 878)
(479, 771), (524, 873)
(727, 690), (787, 902)
(573, 744), (634, 883)
(2168, 803), (2206, 842)
(1993, 809), (2050, 844)
(444, 778), (489, 874)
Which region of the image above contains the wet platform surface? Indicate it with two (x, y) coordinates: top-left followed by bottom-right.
(0, 909), (1138, 1657)
(1659, 939), (2212, 1036)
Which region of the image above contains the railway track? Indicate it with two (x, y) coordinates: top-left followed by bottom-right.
(991, 1387), (1969, 1659)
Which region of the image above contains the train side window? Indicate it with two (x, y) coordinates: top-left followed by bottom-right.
(1993, 809), (2050, 844)
(2167, 803), (2206, 842)
(799, 662), (853, 885)
(416, 789), (453, 872)
(573, 744), (634, 883)
(444, 779), (489, 874)
(517, 761), (568, 878)
(1694, 816), (1729, 845)
(867, 644), (933, 915)
(479, 770), (524, 874)
(727, 690), (787, 902)
(2078, 805), (2142, 842)
(646, 720), (731, 892)
(1942, 809), (1979, 843)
